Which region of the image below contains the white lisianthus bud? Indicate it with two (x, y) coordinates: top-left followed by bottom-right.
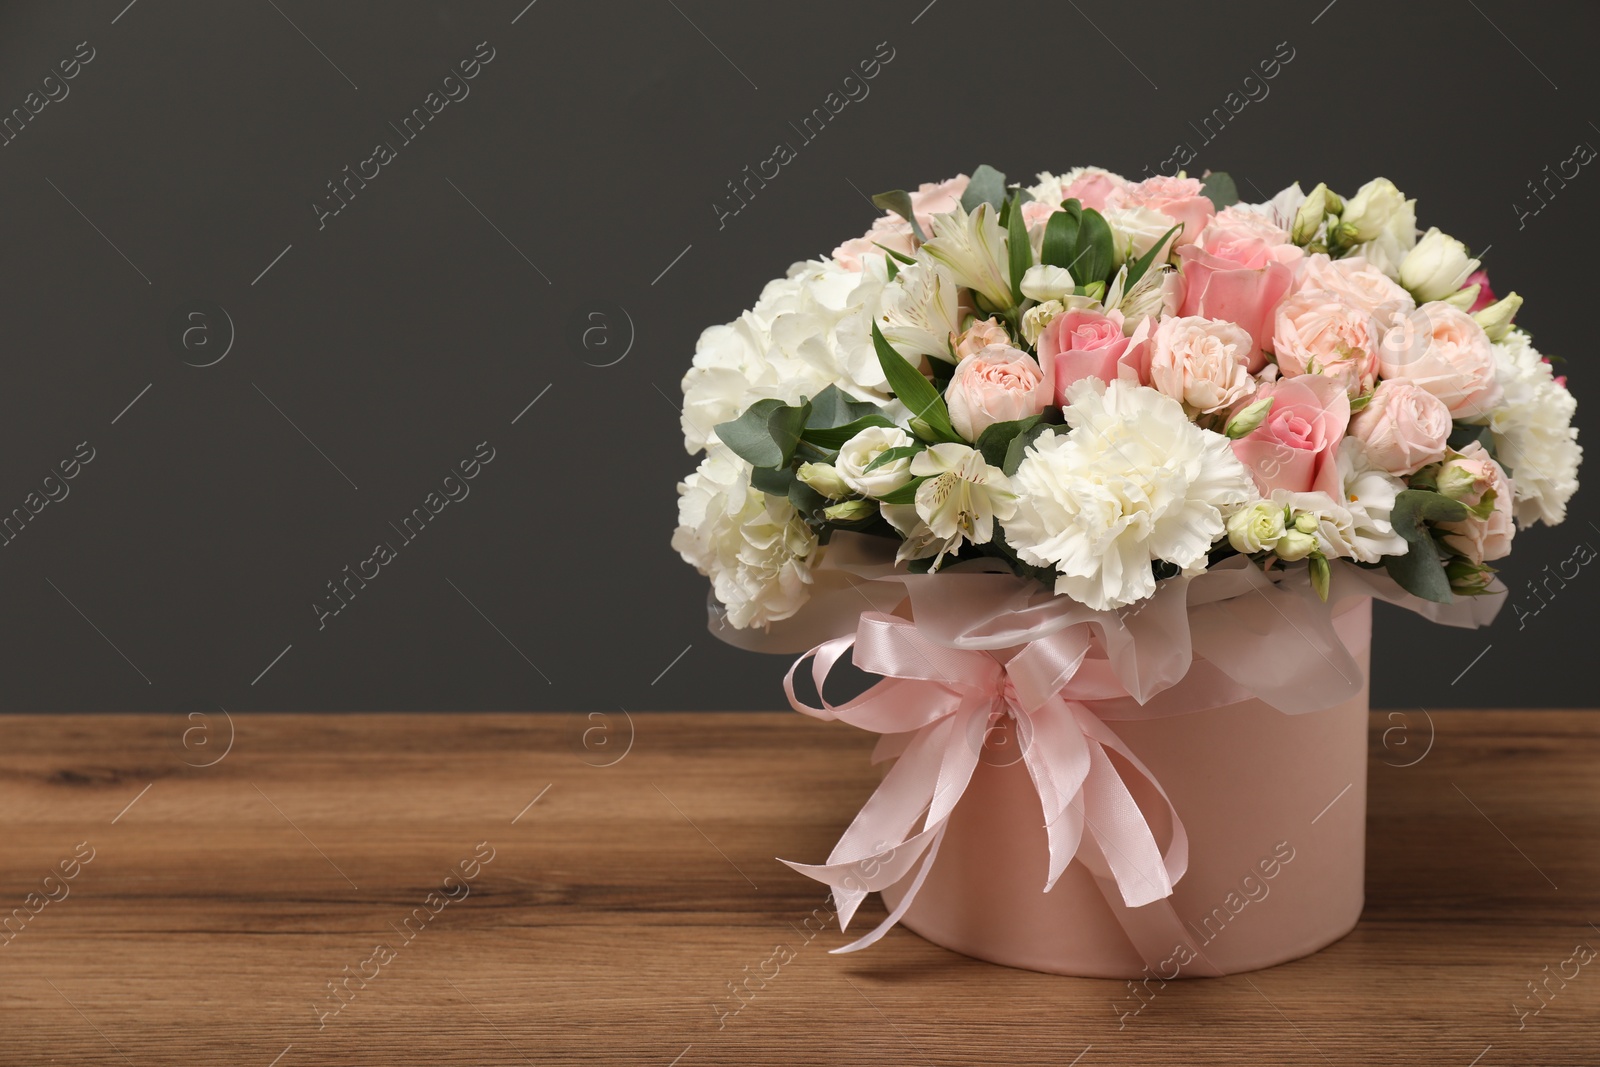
(1226, 501), (1286, 554)
(1340, 178), (1413, 242)
(1224, 396), (1275, 439)
(1438, 283), (1481, 311)
(1021, 299), (1065, 345)
(1020, 264), (1074, 303)
(1472, 291), (1523, 341)
(1399, 228), (1480, 303)
(1275, 529), (1319, 561)
(1292, 511), (1319, 534)
(796, 462), (851, 500)
(823, 499), (877, 522)
(1292, 182), (1330, 245)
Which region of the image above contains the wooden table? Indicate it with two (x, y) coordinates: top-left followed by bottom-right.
(0, 711), (1594, 1065)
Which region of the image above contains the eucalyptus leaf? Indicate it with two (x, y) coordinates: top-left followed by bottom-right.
(974, 414), (1042, 469)
(807, 384), (880, 429)
(961, 164), (1008, 213)
(1200, 171), (1240, 210)
(801, 413), (895, 449)
(788, 478), (829, 519)
(768, 400), (812, 467)
(1446, 423), (1495, 456)
(714, 399), (789, 469)
(1003, 421), (1054, 476)
(749, 465), (794, 496)
(870, 190), (925, 242)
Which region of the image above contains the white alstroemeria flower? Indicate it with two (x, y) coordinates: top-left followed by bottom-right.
(1007, 379), (1255, 610)
(922, 203), (1015, 310)
(876, 255), (964, 364)
(1105, 263), (1182, 336)
(907, 443), (1018, 567)
(1020, 264), (1074, 303)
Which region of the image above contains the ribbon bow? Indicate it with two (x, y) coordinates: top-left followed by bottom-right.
(780, 610), (1188, 953)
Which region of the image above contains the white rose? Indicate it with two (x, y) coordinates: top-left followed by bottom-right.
(672, 444), (817, 629)
(1149, 316), (1258, 414)
(1399, 228), (1479, 303)
(1103, 205), (1180, 264)
(835, 425), (917, 498)
(1339, 178), (1417, 280)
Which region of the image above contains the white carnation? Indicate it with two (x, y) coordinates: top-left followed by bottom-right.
(679, 259), (886, 453)
(1484, 330), (1581, 525)
(671, 444), (817, 629)
(1005, 379), (1255, 610)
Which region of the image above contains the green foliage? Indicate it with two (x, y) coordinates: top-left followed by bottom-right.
(871, 322), (960, 442)
(714, 398), (811, 469)
(1200, 171), (1239, 210)
(961, 164), (1008, 213)
(1383, 489), (1472, 603)
(1007, 192), (1032, 306)
(1003, 421), (1054, 476)
(974, 414), (1042, 469)
(870, 190), (925, 242)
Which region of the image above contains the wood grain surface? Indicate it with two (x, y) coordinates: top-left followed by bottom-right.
(0, 711), (1595, 1065)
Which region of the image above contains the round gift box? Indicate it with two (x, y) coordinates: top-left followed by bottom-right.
(879, 597), (1372, 978)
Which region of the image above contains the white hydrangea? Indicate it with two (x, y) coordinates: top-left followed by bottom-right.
(671, 444), (817, 629)
(1481, 329), (1581, 525)
(678, 259), (886, 453)
(1005, 379), (1255, 610)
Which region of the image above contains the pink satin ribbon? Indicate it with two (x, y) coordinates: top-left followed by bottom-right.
(779, 610), (1192, 953)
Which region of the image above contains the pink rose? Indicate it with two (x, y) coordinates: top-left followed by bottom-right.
(1106, 175), (1216, 248)
(1038, 308), (1150, 403)
(1435, 442), (1516, 563)
(1378, 303), (1502, 418)
(1294, 253), (1414, 327)
(1466, 269), (1496, 312)
(945, 343), (1051, 441)
(832, 175), (969, 271)
(1273, 290), (1381, 398)
(1348, 378), (1452, 476)
(1061, 168), (1126, 211)
(1178, 218), (1300, 371)
(954, 317), (1012, 361)
(1148, 316), (1257, 414)
(1230, 374), (1351, 496)
(1020, 198), (1059, 232)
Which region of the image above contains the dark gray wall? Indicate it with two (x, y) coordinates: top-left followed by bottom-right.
(0, 0), (1591, 712)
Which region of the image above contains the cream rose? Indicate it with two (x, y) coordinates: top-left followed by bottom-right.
(1294, 253), (1414, 326)
(1273, 290), (1380, 398)
(1379, 303), (1502, 418)
(953, 317), (1011, 361)
(1148, 316), (1257, 414)
(945, 344), (1051, 440)
(1348, 378), (1452, 475)
(835, 425), (916, 498)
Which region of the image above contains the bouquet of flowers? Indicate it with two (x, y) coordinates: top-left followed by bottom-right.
(673, 166), (1580, 623)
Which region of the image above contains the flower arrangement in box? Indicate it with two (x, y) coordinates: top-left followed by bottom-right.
(671, 165), (1580, 976)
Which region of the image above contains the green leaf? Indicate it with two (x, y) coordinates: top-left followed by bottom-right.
(768, 400), (811, 467)
(1006, 192), (1032, 306)
(1383, 489), (1471, 604)
(1446, 422), (1495, 456)
(884, 255), (898, 281)
(872, 241), (916, 265)
(806, 385), (880, 429)
(1040, 207), (1081, 272)
(1200, 171), (1239, 210)
(876, 476), (929, 505)
(1123, 223), (1183, 289)
(749, 465), (794, 496)
(871, 322), (959, 442)
(961, 164), (1008, 213)
(870, 190), (925, 242)
(801, 413), (895, 449)
(974, 414), (1042, 469)
(1003, 421), (1054, 476)
(1392, 488), (1471, 527)
(1074, 208), (1116, 286)
(863, 444), (922, 473)
(714, 399), (789, 469)
(788, 478), (828, 519)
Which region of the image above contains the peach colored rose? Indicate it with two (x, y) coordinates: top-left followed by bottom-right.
(1178, 217), (1300, 371)
(1349, 378), (1452, 476)
(1106, 175), (1216, 248)
(1038, 308), (1151, 403)
(1295, 253), (1414, 326)
(832, 175), (969, 271)
(945, 343), (1051, 441)
(1436, 442), (1516, 563)
(1273, 290), (1381, 398)
(1378, 302), (1502, 418)
(1148, 316), (1257, 414)
(954, 317), (1011, 361)
(1230, 374), (1351, 496)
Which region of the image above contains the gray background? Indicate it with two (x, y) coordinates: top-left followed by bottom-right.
(0, 0), (1591, 712)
